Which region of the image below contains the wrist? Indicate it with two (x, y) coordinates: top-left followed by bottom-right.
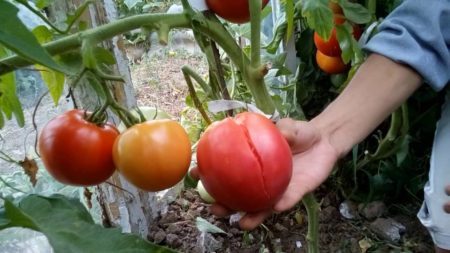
(310, 115), (353, 159)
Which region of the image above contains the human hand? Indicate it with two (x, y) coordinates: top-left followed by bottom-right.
(191, 118), (341, 230)
(445, 185), (450, 214)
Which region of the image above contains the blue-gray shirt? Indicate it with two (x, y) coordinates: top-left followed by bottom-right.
(364, 0), (450, 90)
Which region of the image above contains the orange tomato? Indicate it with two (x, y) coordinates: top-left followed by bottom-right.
(316, 50), (348, 74)
(113, 119), (191, 191)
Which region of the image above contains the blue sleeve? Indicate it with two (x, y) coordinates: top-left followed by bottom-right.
(363, 0), (450, 91)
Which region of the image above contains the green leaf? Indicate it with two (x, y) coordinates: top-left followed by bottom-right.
(58, 51), (83, 73)
(0, 208), (10, 229)
(396, 136), (410, 167)
(336, 24), (364, 64)
(0, 1), (67, 74)
(38, 65), (65, 104)
(0, 109), (4, 129)
(3, 194), (176, 253)
(301, 0), (333, 40)
(35, 0), (51, 9)
(93, 47), (116, 66)
(65, 1), (93, 31)
(265, 20), (286, 54)
(32, 26), (53, 44)
(195, 217), (226, 234)
(337, 0), (371, 24)
(0, 46), (25, 128)
(335, 24), (353, 63)
(124, 0), (144, 10)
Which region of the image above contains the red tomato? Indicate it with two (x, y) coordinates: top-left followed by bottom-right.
(314, 28), (341, 57)
(39, 109), (119, 186)
(206, 0), (269, 24)
(316, 50), (348, 74)
(196, 112), (292, 212)
(314, 17), (362, 57)
(113, 119), (191, 192)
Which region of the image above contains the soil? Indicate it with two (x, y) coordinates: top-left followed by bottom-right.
(130, 47), (434, 253)
(145, 187), (433, 253)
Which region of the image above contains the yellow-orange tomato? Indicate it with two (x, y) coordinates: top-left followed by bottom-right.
(113, 119), (191, 191)
(316, 50), (348, 74)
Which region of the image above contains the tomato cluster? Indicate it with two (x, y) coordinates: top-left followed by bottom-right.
(196, 112), (293, 212)
(205, 0), (269, 24)
(314, 2), (362, 74)
(39, 109), (191, 191)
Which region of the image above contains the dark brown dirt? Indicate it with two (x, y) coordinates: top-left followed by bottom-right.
(146, 187), (433, 253)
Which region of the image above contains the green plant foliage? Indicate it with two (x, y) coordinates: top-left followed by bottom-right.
(300, 0), (334, 40)
(0, 1), (67, 74)
(337, 0), (371, 24)
(0, 47), (24, 128)
(0, 194), (177, 253)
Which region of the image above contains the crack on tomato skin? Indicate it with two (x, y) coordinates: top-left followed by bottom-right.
(237, 122), (271, 203)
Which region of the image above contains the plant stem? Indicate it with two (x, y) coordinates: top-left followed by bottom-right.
(302, 193), (320, 253)
(211, 42), (233, 116)
(182, 66), (212, 125)
(249, 0), (262, 68)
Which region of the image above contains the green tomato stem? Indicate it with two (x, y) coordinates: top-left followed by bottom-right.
(249, 0), (262, 68)
(302, 193), (319, 253)
(182, 66), (212, 125)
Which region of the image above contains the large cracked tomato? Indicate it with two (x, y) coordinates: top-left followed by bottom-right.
(39, 109), (119, 186)
(206, 0), (269, 24)
(113, 119), (191, 191)
(196, 112), (292, 212)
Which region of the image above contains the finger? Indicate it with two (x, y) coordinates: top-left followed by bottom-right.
(444, 202), (450, 214)
(238, 210), (272, 231)
(276, 119), (318, 153)
(445, 185), (450, 196)
(273, 185), (308, 212)
(210, 204), (233, 217)
(189, 167), (200, 180)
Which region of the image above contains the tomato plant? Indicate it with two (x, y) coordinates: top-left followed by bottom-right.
(38, 109), (119, 186)
(196, 112), (292, 212)
(205, 0), (269, 24)
(113, 119), (192, 192)
(315, 50), (348, 74)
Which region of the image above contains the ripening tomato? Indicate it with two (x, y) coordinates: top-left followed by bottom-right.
(314, 18), (362, 57)
(39, 109), (119, 186)
(113, 119), (191, 191)
(206, 0), (269, 24)
(314, 28), (341, 57)
(316, 50), (348, 74)
(196, 112), (292, 212)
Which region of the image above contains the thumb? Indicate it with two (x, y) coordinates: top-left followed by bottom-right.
(276, 119), (318, 153)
